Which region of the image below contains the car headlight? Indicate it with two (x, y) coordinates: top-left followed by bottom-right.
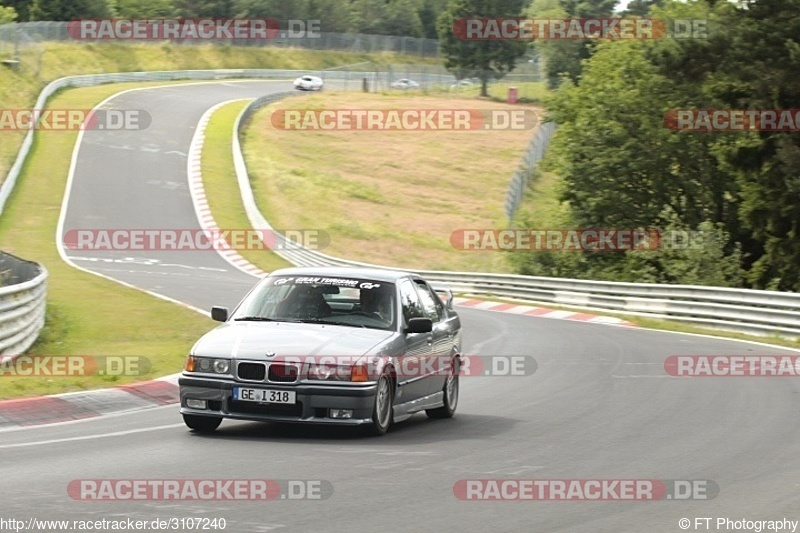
(307, 363), (370, 382)
(185, 355), (231, 375)
(307, 363), (352, 381)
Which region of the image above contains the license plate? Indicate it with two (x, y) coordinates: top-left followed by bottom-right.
(233, 387), (296, 404)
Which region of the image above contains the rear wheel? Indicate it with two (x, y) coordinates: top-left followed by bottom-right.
(427, 357), (459, 419)
(183, 414), (221, 433)
(366, 372), (393, 436)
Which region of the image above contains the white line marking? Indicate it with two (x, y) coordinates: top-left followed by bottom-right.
(611, 375), (675, 379)
(0, 423), (183, 449)
(186, 102), (266, 279)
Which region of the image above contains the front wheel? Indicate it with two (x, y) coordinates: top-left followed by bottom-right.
(183, 414), (222, 433)
(366, 372), (393, 436)
(427, 357), (459, 419)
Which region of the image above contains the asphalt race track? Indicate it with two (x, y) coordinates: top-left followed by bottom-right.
(2, 81), (799, 533)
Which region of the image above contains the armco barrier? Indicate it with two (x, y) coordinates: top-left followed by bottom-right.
(232, 96), (800, 339)
(0, 252), (47, 356)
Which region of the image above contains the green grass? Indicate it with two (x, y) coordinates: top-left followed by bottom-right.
(239, 92), (541, 272)
(200, 100), (292, 273)
(446, 81), (550, 104)
(514, 168), (570, 228)
(0, 82), (222, 400)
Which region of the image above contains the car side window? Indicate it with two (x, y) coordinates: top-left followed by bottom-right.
(398, 280), (424, 324)
(414, 280), (443, 322)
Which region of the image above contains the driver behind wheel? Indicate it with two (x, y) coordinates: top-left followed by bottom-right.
(279, 285), (332, 318)
(359, 287), (393, 322)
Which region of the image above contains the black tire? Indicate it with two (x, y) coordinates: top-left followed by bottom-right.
(366, 372), (393, 436)
(183, 414), (222, 433)
(427, 357), (459, 419)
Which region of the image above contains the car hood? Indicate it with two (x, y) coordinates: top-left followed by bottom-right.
(192, 322), (394, 360)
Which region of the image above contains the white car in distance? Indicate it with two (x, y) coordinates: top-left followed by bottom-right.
(294, 75), (324, 91)
(390, 79), (420, 90)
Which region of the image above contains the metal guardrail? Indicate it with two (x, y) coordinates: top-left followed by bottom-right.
(0, 252), (47, 356)
(233, 96), (800, 340)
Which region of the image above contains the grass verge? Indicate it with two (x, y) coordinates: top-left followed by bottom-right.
(200, 100), (292, 273)
(240, 92), (543, 272)
(0, 81), (222, 400)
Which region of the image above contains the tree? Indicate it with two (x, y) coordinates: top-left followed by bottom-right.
(384, 0), (424, 37)
(705, 0), (800, 290)
(437, 0), (528, 97)
(237, 0), (319, 20)
(173, 0), (233, 17)
(620, 0), (663, 16)
(304, 0), (352, 33)
(418, 0), (448, 39)
(348, 0), (388, 35)
(546, 40), (736, 230)
(532, 0), (617, 87)
(29, 0), (112, 20)
(115, 0), (174, 18)
(2, 0), (30, 21)
(0, 4), (17, 23)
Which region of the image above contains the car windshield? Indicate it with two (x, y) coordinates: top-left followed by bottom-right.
(231, 275), (397, 330)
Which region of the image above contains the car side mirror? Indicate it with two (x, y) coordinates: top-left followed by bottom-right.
(405, 317), (433, 334)
(211, 306), (229, 322)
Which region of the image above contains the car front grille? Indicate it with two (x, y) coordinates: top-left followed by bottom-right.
(237, 362), (299, 383)
(237, 362), (266, 381)
(269, 364), (299, 383)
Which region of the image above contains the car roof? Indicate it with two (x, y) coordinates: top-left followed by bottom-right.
(267, 266), (418, 283)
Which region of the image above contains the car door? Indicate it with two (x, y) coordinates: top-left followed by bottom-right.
(413, 279), (451, 397)
(396, 278), (433, 403)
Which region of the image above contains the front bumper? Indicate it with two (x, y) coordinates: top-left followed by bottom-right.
(179, 376), (377, 425)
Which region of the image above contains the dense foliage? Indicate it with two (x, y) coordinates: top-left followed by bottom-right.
(513, 0), (800, 290)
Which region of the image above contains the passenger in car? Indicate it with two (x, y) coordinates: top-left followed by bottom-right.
(359, 288), (393, 322)
(279, 286), (332, 318)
